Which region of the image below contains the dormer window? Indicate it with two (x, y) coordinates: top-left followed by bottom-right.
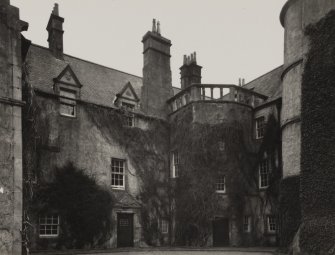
(59, 88), (76, 117)
(54, 65), (82, 118)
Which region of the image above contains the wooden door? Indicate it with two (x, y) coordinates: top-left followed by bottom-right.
(117, 213), (134, 247)
(212, 218), (229, 246)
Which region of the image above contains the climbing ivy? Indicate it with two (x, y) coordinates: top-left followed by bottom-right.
(301, 10), (335, 255)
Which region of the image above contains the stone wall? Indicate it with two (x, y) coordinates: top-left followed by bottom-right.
(24, 92), (170, 250)
(0, 1), (26, 254)
(169, 101), (280, 247)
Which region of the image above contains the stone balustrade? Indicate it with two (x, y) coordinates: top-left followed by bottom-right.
(168, 84), (268, 113)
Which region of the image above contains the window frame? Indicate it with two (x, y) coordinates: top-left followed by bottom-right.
(171, 151), (180, 178)
(259, 157), (271, 189)
(39, 214), (60, 238)
(267, 215), (277, 233)
(59, 88), (77, 118)
(255, 116), (265, 139)
(111, 158), (126, 190)
(160, 219), (169, 234)
(243, 215), (251, 233)
(215, 175), (226, 193)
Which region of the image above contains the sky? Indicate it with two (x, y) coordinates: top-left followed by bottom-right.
(11, 0), (287, 87)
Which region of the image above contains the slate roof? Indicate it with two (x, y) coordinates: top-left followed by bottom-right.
(242, 65), (283, 104)
(26, 44), (143, 108)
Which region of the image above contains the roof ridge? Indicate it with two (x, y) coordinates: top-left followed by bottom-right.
(30, 43), (143, 80)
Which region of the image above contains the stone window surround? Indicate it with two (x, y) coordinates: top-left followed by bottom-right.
(59, 87), (77, 118)
(171, 151), (180, 178)
(267, 215), (277, 233)
(215, 175), (226, 193)
(255, 116), (265, 139)
(111, 158), (126, 190)
(39, 214), (60, 238)
(243, 215), (251, 233)
(259, 156), (271, 189)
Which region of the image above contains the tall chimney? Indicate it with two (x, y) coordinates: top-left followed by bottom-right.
(46, 3), (64, 59)
(141, 19), (173, 119)
(180, 52), (202, 90)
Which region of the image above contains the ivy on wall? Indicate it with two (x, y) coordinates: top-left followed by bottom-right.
(278, 176), (301, 250)
(84, 104), (171, 246)
(301, 10), (335, 255)
(33, 163), (114, 249)
(170, 107), (281, 246)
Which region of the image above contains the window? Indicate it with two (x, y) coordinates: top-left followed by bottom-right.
(111, 158), (125, 189)
(121, 103), (135, 127)
(59, 88), (76, 117)
(267, 215), (277, 233)
(39, 215), (59, 238)
(216, 175), (225, 193)
(243, 216), (251, 233)
(160, 219), (169, 234)
(255, 116), (265, 139)
(124, 115), (134, 127)
(171, 151), (180, 178)
(259, 158), (270, 189)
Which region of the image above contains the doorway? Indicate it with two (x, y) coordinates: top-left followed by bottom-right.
(117, 213), (134, 247)
(212, 217), (229, 246)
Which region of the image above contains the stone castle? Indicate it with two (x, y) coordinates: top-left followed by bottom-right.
(1, 0), (335, 254)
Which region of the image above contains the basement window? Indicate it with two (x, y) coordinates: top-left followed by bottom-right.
(267, 215), (277, 233)
(216, 175), (226, 193)
(111, 158), (125, 189)
(39, 215), (59, 238)
(59, 88), (76, 117)
(255, 116), (265, 139)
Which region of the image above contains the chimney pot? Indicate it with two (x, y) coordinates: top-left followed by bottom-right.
(53, 3), (59, 16)
(157, 21), (161, 35)
(152, 19), (157, 33)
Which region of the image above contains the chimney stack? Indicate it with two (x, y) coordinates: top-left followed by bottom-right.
(47, 3), (64, 59)
(141, 19), (173, 119)
(180, 52), (202, 90)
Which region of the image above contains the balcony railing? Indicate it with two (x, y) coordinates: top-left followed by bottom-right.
(167, 84), (268, 113)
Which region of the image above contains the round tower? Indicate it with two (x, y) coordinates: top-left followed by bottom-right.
(280, 0), (335, 253)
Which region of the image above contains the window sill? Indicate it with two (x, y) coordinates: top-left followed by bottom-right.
(39, 235), (59, 239)
(111, 186), (125, 190)
(216, 191), (226, 194)
(60, 113), (76, 118)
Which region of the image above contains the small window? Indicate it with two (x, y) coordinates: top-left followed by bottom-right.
(255, 116), (265, 139)
(111, 158), (125, 189)
(59, 89), (76, 117)
(243, 216), (251, 233)
(171, 151), (180, 178)
(39, 215), (59, 238)
(267, 215), (277, 233)
(160, 219), (169, 234)
(259, 158), (270, 189)
(216, 175), (225, 193)
(124, 115), (134, 127)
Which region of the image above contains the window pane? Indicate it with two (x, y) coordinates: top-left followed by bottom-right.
(111, 159), (125, 188)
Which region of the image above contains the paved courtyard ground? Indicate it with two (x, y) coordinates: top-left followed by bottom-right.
(33, 247), (284, 255)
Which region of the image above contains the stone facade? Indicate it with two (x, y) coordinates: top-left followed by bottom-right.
(2, 0), (335, 253)
(0, 1), (27, 254)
